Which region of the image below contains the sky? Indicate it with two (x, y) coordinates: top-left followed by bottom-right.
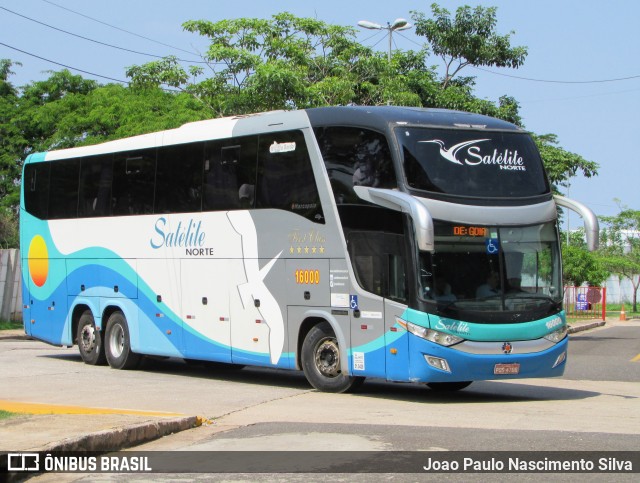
(2, 0), (639, 230)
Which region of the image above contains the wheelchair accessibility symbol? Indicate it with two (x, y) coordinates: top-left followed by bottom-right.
(486, 238), (499, 255)
(350, 295), (359, 310)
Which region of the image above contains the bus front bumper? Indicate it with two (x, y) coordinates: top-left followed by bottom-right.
(408, 335), (568, 383)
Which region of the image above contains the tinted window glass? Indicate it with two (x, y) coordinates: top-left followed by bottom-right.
(314, 127), (396, 205)
(23, 162), (50, 219)
(257, 130), (324, 223)
(348, 231), (408, 303)
(78, 155), (113, 217)
(49, 159), (80, 219)
(112, 149), (156, 216)
(203, 136), (258, 211)
(399, 128), (550, 198)
(155, 142), (203, 213)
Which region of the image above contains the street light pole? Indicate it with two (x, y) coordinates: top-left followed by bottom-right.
(357, 18), (412, 63)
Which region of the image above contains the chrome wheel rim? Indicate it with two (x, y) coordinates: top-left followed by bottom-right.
(109, 324), (125, 358)
(80, 324), (96, 353)
(314, 337), (340, 378)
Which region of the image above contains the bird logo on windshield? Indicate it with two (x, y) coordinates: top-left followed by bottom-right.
(420, 139), (490, 165)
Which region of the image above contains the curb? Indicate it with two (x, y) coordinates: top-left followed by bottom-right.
(567, 321), (606, 334)
(36, 415), (205, 452)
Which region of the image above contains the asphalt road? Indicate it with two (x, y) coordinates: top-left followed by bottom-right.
(2, 321), (639, 481)
(562, 325), (640, 382)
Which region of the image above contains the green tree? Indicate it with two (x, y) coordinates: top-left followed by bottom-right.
(127, 13), (389, 115)
(0, 6), (601, 247)
(0, 67), (208, 243)
(16, 83), (208, 150)
(411, 3), (528, 88)
(0, 60), (24, 246)
(599, 208), (640, 311)
(533, 133), (598, 193)
(125, 9), (593, 190)
(561, 230), (609, 286)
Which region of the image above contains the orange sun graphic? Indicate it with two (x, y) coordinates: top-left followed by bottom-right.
(28, 235), (49, 287)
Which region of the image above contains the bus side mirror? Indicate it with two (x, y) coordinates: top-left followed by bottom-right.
(353, 187), (435, 252)
(553, 195), (599, 251)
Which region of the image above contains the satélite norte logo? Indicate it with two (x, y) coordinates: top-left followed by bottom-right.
(150, 217), (213, 256)
(420, 139), (527, 171)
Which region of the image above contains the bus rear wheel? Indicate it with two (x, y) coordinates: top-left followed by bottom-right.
(301, 322), (364, 393)
(77, 310), (106, 365)
(105, 311), (141, 370)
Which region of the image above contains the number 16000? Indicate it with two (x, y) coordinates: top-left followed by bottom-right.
(294, 269), (320, 284)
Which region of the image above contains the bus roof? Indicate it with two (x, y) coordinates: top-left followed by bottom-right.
(25, 106), (522, 163)
(304, 105), (522, 132)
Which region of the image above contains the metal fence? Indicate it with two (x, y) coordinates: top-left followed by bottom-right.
(0, 249), (22, 322)
(564, 286), (606, 320)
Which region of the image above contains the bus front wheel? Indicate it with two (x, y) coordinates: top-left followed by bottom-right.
(301, 322), (364, 393)
(105, 311), (141, 370)
(77, 310), (106, 365)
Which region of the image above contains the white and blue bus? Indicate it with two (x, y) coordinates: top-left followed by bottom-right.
(20, 106), (598, 392)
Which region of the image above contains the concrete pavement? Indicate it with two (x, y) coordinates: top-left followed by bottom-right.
(0, 317), (629, 454)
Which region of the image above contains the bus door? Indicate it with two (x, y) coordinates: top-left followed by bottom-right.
(346, 230), (410, 379)
(349, 291), (385, 378)
(384, 298), (410, 381)
(181, 259), (231, 362)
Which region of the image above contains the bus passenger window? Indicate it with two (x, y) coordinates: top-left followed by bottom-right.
(155, 142), (204, 214)
(23, 162), (50, 219)
(314, 127), (397, 205)
(78, 155), (113, 218)
(49, 159), (80, 219)
(112, 149), (156, 216)
(203, 137), (258, 212)
(256, 130), (324, 223)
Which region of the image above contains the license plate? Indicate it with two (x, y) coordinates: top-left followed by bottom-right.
(494, 363), (520, 375)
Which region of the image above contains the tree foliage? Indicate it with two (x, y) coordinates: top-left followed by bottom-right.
(411, 3), (528, 88)
(599, 208), (640, 311)
(0, 63), (207, 246)
(0, 5), (605, 247)
(0, 59), (24, 246)
(533, 133), (598, 193)
(561, 229), (609, 286)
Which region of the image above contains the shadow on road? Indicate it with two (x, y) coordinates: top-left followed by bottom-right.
(40, 350), (601, 404)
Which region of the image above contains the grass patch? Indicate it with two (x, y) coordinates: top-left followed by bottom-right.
(604, 303), (639, 318)
(0, 410), (17, 420)
(0, 320), (22, 331)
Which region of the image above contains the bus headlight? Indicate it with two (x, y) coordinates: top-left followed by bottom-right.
(406, 321), (464, 347)
(543, 326), (568, 343)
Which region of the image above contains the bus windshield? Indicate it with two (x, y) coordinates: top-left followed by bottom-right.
(398, 127), (550, 199)
(419, 221), (562, 322)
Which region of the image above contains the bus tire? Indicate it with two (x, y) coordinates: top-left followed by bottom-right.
(77, 310), (106, 365)
(105, 311), (141, 370)
(301, 322), (364, 393)
(427, 381), (472, 391)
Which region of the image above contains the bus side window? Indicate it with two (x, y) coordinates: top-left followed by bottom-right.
(23, 162), (51, 219)
(315, 127), (397, 205)
(203, 137), (258, 211)
(49, 158), (80, 219)
(112, 149), (156, 216)
(155, 142), (204, 214)
(78, 154), (113, 218)
(256, 130), (324, 223)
